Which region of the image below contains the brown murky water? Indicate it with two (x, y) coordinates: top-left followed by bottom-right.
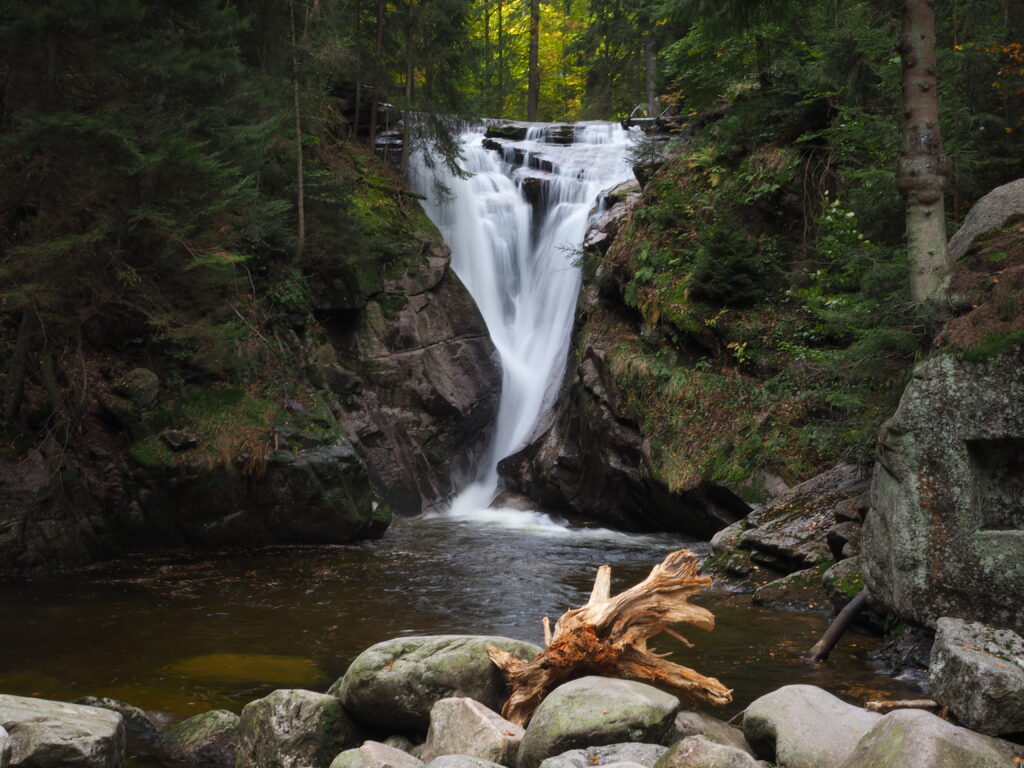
(0, 511), (921, 732)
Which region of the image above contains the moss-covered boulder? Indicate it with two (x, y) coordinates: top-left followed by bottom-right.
(235, 689), (359, 768)
(516, 677), (680, 768)
(653, 736), (759, 768)
(334, 636), (542, 733)
(861, 347), (1024, 635)
(0, 694), (125, 768)
(839, 708), (1023, 768)
(161, 709), (238, 768)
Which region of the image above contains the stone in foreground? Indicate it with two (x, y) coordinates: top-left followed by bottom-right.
(335, 635), (542, 731)
(72, 696), (160, 742)
(1, 726), (10, 768)
(654, 736), (760, 768)
(838, 708), (1023, 768)
(421, 697), (524, 764)
(742, 685), (880, 768)
(330, 740), (425, 768)
(161, 708), (239, 768)
(235, 688), (358, 768)
(928, 617), (1024, 735)
(0, 694), (125, 768)
(424, 756), (506, 768)
(538, 742), (667, 768)
(672, 712), (752, 756)
(516, 677), (680, 768)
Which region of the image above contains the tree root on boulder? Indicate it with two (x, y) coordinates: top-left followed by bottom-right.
(488, 548), (732, 725)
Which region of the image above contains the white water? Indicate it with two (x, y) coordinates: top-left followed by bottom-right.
(410, 121), (637, 516)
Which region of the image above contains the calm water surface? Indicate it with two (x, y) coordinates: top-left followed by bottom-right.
(1, 510), (921, 727)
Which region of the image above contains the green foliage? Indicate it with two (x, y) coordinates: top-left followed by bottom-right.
(689, 219), (780, 306)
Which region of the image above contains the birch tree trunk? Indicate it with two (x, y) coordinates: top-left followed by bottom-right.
(895, 0), (953, 307)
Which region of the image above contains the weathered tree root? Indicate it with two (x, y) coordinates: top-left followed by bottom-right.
(489, 548), (732, 725)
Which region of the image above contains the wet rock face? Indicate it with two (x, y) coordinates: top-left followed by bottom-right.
(861, 348), (1024, 634)
(321, 236), (501, 514)
(499, 342), (748, 537)
(0, 694), (126, 768)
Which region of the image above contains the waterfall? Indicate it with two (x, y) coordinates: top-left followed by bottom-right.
(410, 122), (637, 514)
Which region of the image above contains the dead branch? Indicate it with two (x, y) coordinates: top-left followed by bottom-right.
(489, 549), (732, 726)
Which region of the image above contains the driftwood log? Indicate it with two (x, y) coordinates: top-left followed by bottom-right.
(488, 549), (732, 726)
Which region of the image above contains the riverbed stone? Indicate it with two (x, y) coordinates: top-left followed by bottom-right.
(421, 697), (524, 764)
(0, 726), (10, 768)
(72, 696), (159, 741)
(517, 677), (680, 768)
(538, 742), (667, 768)
(235, 688), (358, 768)
(654, 736), (759, 768)
(0, 693), (125, 768)
(860, 348), (1024, 635)
(928, 617), (1024, 735)
(330, 741), (425, 768)
(672, 712), (752, 756)
(424, 756), (507, 768)
(161, 709), (238, 767)
(838, 708), (1023, 768)
(742, 685), (880, 768)
(335, 635), (542, 732)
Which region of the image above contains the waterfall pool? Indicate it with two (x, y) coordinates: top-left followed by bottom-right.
(1, 511), (921, 728)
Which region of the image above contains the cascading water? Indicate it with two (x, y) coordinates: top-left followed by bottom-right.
(410, 122), (637, 514)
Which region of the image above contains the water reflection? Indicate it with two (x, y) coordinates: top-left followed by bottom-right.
(0, 513), (919, 725)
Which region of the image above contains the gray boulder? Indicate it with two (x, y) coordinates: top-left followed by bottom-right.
(113, 367), (160, 408)
(421, 698), (524, 764)
(538, 742), (667, 768)
(948, 177), (1024, 261)
(672, 712), (752, 756)
(161, 709), (238, 767)
(751, 568), (830, 611)
(0, 694), (125, 768)
(72, 696), (159, 741)
(0, 726), (10, 768)
(839, 708), (1023, 768)
(424, 756), (507, 768)
(383, 736), (419, 754)
(334, 635), (542, 731)
(929, 617), (1024, 735)
(654, 736), (759, 768)
(861, 348), (1024, 634)
(517, 677), (680, 768)
(330, 741), (425, 768)
(235, 688), (359, 768)
(742, 685), (880, 768)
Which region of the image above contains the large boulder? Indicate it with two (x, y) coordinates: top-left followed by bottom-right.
(947, 177), (1024, 262)
(538, 742), (667, 768)
(71, 696), (159, 742)
(516, 677), (680, 768)
(1, 726), (11, 768)
(653, 736), (759, 768)
(161, 709), (239, 768)
(421, 698), (524, 764)
(861, 347), (1024, 634)
(838, 708), (1023, 768)
(330, 741), (425, 768)
(423, 757), (506, 768)
(928, 617), (1024, 736)
(334, 635), (542, 732)
(742, 685), (880, 768)
(0, 694), (125, 768)
(235, 689), (359, 768)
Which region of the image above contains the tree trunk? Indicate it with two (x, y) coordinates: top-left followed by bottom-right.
(645, 20), (657, 118)
(400, 13), (413, 175)
(527, 0), (540, 121)
(497, 0), (506, 116)
(352, 0), (362, 140)
(288, 0), (306, 261)
(369, 0), (385, 151)
(895, 0), (952, 307)
(488, 549), (731, 726)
